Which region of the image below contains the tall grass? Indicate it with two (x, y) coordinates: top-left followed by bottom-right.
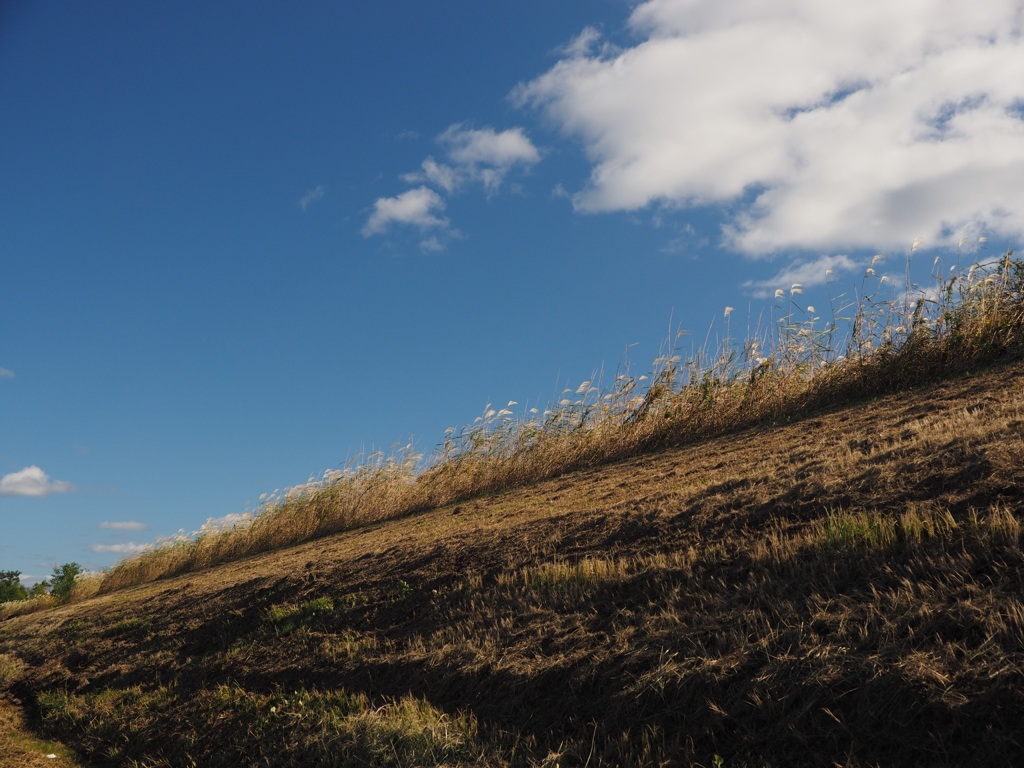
(97, 249), (1023, 594)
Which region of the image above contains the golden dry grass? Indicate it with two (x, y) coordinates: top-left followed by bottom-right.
(92, 251), (1024, 594)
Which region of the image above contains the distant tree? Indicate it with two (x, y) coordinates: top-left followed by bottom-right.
(0, 570), (28, 602)
(28, 581), (49, 598)
(48, 562), (82, 599)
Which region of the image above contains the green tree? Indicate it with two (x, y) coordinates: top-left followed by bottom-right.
(48, 562), (82, 599)
(0, 570), (28, 602)
(28, 581), (49, 597)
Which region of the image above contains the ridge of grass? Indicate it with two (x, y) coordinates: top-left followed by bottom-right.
(88, 249), (1024, 594)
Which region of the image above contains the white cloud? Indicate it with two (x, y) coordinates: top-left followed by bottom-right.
(402, 125), (541, 195)
(405, 158), (461, 193)
(369, 125), (540, 244)
(559, 26), (619, 60)
(99, 521), (149, 531)
(0, 368), (13, 379)
(91, 542), (149, 555)
(742, 254), (860, 298)
(0, 466), (74, 497)
(299, 185), (326, 210)
(441, 125), (539, 174)
(418, 236), (447, 253)
(362, 186), (448, 236)
(515, 0), (1024, 254)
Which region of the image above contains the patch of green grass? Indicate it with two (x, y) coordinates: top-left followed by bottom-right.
(102, 616), (150, 638)
(822, 509), (899, 549)
(265, 597), (335, 635)
(55, 619), (88, 646)
(391, 579), (414, 601)
(820, 505), (969, 552)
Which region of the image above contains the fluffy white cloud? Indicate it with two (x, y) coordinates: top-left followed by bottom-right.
(362, 186), (448, 236)
(0, 466), (74, 497)
(99, 521), (149, 531)
(742, 254), (861, 298)
(369, 125), (540, 246)
(515, 0), (1024, 254)
(441, 124), (540, 186)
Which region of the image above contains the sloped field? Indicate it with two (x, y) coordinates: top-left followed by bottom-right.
(2, 360), (1022, 766)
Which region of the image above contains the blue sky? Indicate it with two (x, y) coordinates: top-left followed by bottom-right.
(3, 1), (1022, 583)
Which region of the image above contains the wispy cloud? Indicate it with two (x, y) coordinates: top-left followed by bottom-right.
(742, 254), (861, 298)
(0, 466), (74, 497)
(407, 158), (461, 194)
(0, 368), (13, 379)
(299, 185), (326, 210)
(367, 124), (540, 246)
(91, 542), (149, 555)
(515, 0), (1024, 254)
(99, 521), (149, 531)
(558, 26), (620, 60)
(418, 235), (447, 253)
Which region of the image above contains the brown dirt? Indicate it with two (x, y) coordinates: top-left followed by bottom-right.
(2, 360), (1023, 766)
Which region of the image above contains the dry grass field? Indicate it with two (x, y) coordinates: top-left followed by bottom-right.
(1, 252), (1022, 766)
(1, 357), (1022, 766)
